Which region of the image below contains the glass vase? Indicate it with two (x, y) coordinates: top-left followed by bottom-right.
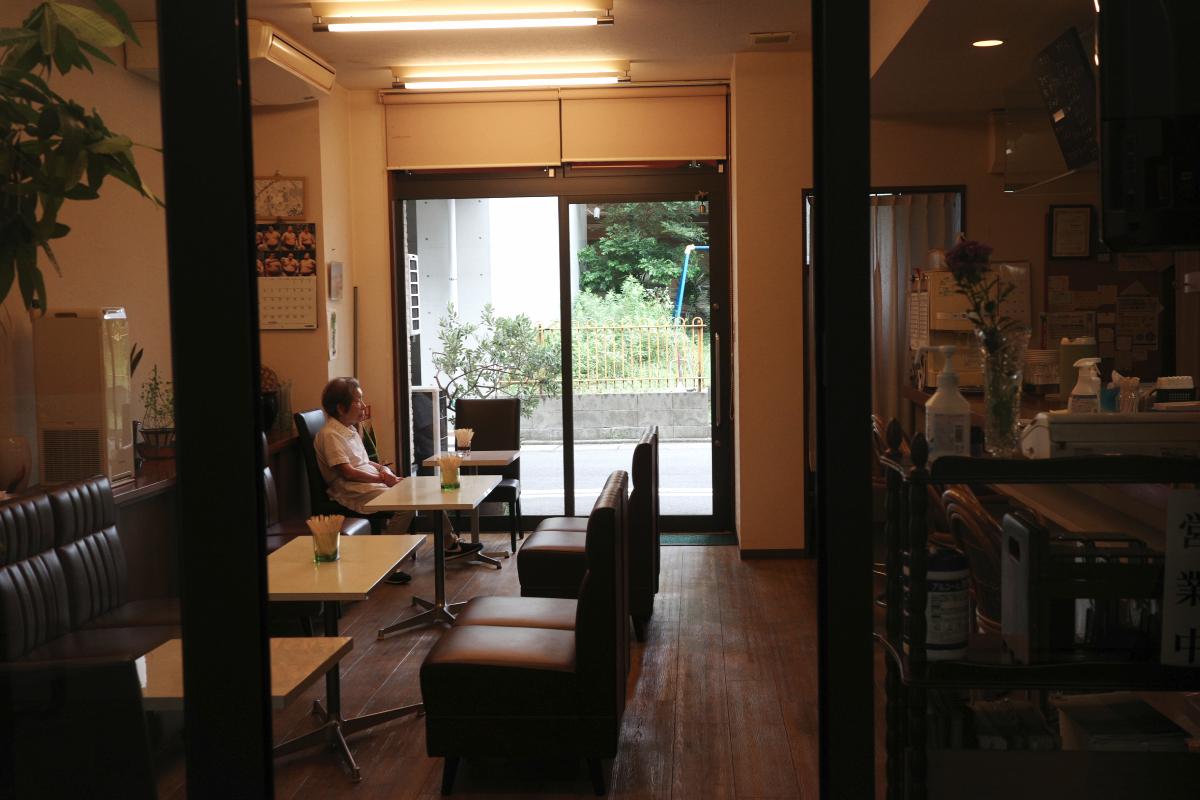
(976, 326), (1030, 457)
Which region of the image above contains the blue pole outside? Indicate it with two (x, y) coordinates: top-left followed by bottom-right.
(674, 244), (709, 319)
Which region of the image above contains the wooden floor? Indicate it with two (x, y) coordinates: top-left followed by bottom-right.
(157, 537), (820, 799)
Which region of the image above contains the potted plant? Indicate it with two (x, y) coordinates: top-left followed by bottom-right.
(137, 364), (174, 459)
(1, 1), (159, 311)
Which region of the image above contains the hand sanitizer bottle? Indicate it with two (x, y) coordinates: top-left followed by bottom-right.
(924, 346), (971, 460)
(1068, 357), (1102, 413)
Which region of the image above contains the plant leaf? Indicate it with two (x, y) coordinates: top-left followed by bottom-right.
(0, 28), (38, 45)
(15, 244), (46, 311)
(50, 2), (125, 48)
(89, 0), (138, 45)
(88, 134), (132, 154)
(39, 5), (57, 58)
(0, 250), (15, 306)
(76, 39), (112, 66)
(39, 239), (62, 277)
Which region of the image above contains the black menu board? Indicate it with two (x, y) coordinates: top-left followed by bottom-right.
(1034, 28), (1099, 171)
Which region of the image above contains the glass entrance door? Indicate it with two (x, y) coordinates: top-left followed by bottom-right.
(567, 199), (727, 529)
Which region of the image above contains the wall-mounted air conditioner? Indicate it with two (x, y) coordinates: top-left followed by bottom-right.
(125, 19), (336, 105)
(32, 308), (134, 485)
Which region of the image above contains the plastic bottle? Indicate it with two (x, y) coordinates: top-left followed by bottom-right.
(924, 345), (971, 461)
(1068, 357), (1102, 413)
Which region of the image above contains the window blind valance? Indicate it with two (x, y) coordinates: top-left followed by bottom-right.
(381, 85), (727, 170)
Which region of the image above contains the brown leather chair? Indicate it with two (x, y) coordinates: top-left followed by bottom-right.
(452, 398), (522, 552)
(420, 470), (629, 796)
(517, 427), (658, 640)
(294, 409), (392, 533)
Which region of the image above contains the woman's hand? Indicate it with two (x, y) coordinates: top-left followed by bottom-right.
(377, 465), (399, 487)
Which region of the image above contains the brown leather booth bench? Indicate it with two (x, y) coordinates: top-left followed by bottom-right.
(0, 477), (179, 663)
(517, 426), (659, 640)
(420, 470), (630, 796)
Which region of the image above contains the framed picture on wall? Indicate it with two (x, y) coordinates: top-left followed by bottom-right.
(254, 176), (305, 220)
(1049, 204), (1092, 259)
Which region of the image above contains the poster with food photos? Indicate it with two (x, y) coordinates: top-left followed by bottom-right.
(255, 222), (318, 330)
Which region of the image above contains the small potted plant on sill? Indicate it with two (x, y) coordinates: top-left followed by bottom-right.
(137, 365), (175, 459)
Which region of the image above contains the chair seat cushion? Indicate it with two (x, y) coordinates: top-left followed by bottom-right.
(517, 530), (587, 598)
(536, 516), (588, 533)
(454, 596), (576, 631)
(421, 625), (576, 716)
(20, 625), (178, 662)
(484, 478), (520, 503)
(81, 598), (180, 630)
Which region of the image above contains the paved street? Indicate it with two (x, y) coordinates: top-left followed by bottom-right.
(517, 440), (713, 516)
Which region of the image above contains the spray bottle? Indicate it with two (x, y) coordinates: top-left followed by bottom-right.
(924, 345), (971, 460)
(1068, 357), (1102, 413)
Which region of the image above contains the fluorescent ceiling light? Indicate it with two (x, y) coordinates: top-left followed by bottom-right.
(971, 39), (1004, 47)
(312, 2), (613, 32)
(393, 60), (629, 90)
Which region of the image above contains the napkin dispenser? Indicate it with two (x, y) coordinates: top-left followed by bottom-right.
(1020, 410), (1200, 458)
(1001, 512), (1164, 664)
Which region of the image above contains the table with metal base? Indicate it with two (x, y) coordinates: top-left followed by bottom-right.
(366, 475), (501, 637)
(268, 534), (425, 781)
(423, 450), (521, 560)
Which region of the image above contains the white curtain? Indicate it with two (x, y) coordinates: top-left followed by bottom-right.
(870, 192), (961, 424)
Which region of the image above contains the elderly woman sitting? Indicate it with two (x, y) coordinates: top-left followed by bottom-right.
(315, 377), (482, 584)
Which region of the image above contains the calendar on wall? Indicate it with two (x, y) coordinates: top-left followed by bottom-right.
(255, 220), (319, 330)
(258, 276), (318, 329)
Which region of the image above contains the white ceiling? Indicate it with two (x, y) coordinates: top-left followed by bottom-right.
(122, 1), (811, 90)
(871, 0), (1096, 115)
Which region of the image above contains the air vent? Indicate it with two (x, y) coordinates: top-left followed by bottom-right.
(751, 31), (794, 46)
(43, 429), (102, 483)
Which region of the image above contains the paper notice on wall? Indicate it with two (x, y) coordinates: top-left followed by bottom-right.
(1098, 312), (1117, 324)
(1098, 327), (1115, 343)
(1048, 289), (1075, 311)
(1043, 311), (1095, 341)
(1117, 294), (1160, 349)
(1048, 275), (1070, 291)
(1161, 489), (1200, 667)
(1098, 285), (1118, 305)
(1119, 252), (1174, 272)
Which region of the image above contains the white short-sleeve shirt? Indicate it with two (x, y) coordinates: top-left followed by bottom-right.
(313, 416), (386, 513)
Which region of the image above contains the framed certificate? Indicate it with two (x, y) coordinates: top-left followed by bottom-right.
(1049, 205), (1092, 259)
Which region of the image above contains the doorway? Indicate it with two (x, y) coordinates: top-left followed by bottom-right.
(391, 169), (732, 532)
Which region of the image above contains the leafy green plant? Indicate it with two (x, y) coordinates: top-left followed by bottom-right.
(576, 201), (709, 316)
(1, 1), (160, 311)
(433, 303), (561, 417)
(139, 364), (173, 429)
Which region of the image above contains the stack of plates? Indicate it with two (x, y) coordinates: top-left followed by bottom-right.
(1024, 349), (1059, 386)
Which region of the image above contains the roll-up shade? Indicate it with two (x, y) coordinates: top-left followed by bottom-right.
(560, 85), (727, 162)
(383, 90), (560, 170)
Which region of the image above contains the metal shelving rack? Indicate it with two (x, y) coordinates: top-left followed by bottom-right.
(878, 420), (1200, 799)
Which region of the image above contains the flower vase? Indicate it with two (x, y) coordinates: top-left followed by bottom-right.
(977, 327), (1030, 457)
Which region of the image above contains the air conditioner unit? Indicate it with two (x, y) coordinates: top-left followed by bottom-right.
(124, 20), (336, 105)
(32, 309), (134, 485)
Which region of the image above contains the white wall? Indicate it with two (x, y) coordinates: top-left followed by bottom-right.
(318, 84), (355, 381)
(0, 2), (167, 477)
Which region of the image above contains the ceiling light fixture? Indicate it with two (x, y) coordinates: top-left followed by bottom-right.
(312, 2), (613, 32)
(972, 39), (1004, 47)
(393, 60), (629, 90)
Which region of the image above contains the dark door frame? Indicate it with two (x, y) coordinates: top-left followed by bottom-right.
(388, 168), (733, 532)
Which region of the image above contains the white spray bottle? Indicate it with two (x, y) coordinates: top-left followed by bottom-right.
(924, 345), (971, 460)
(1068, 357), (1102, 413)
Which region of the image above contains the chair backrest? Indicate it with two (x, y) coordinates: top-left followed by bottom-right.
(48, 477), (128, 628)
(453, 398), (520, 480)
(0, 493), (72, 661)
(0, 658), (156, 799)
(294, 409), (338, 516)
(942, 486), (1003, 629)
(261, 432), (279, 527)
(629, 426), (659, 600)
(574, 470), (629, 721)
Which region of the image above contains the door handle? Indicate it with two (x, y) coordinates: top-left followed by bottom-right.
(713, 332), (721, 423)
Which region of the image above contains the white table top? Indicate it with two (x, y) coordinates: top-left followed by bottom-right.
(422, 449), (520, 468)
(267, 534), (424, 601)
(140, 636), (352, 711)
(364, 475), (501, 512)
